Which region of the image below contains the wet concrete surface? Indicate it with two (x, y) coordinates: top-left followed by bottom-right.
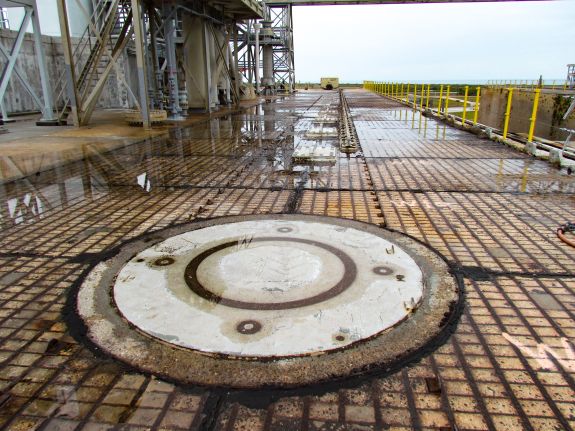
(0, 89), (573, 430)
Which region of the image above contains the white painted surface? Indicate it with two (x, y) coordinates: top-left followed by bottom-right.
(113, 220), (424, 357)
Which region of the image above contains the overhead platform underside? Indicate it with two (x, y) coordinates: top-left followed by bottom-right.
(152, 0), (263, 19)
(265, 0), (546, 6)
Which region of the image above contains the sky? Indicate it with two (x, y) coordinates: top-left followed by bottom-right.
(292, 0), (575, 83)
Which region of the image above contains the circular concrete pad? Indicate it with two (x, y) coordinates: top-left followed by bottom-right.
(76, 215), (460, 388)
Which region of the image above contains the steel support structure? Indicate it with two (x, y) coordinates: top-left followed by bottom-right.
(56, 0), (136, 126)
(233, 4), (295, 96)
(164, 3), (181, 115)
(132, 0), (151, 127)
(0, 0), (57, 124)
(268, 4), (295, 92)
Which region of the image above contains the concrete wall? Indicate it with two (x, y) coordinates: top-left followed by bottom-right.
(5, 0), (93, 37)
(0, 28), (134, 115)
(478, 88), (575, 141)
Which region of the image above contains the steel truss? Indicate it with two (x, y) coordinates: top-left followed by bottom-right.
(268, 4), (294, 93)
(232, 4), (295, 95)
(0, 0), (57, 125)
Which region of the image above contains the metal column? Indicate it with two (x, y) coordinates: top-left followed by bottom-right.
(132, 0), (151, 128)
(56, 0), (82, 126)
(165, 6), (181, 115)
(30, 2), (57, 124)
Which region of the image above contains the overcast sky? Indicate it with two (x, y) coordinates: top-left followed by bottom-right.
(292, 0), (575, 83)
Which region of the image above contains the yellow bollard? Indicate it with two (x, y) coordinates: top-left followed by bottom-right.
(444, 85), (451, 117)
(462, 86), (469, 124)
(437, 84), (444, 114)
(502, 88), (514, 139)
(425, 84), (431, 108)
(527, 88), (541, 142)
(473, 87), (481, 125)
(413, 84), (418, 109)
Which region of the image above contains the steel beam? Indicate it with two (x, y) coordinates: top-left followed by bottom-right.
(56, 0), (81, 126)
(132, 0), (151, 128)
(0, 42), (44, 110)
(30, 2), (57, 124)
(265, 0), (548, 4)
(0, 7), (32, 106)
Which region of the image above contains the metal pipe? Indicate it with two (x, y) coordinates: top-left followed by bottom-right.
(253, 22), (261, 93)
(165, 7), (181, 115)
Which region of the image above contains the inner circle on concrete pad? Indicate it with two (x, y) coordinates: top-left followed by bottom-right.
(185, 237), (356, 310)
(111, 218), (425, 357)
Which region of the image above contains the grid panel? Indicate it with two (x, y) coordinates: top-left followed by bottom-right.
(0, 89), (573, 431)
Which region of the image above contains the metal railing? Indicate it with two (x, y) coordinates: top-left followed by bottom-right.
(53, 0), (132, 122)
(363, 80), (575, 162)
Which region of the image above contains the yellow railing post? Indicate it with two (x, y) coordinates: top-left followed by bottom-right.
(473, 87), (481, 125)
(400, 83), (404, 101)
(437, 84), (444, 115)
(527, 88), (541, 142)
(413, 83), (418, 109)
(502, 87), (514, 139)
(425, 84), (430, 108)
(420, 84), (425, 110)
(406, 83), (410, 104)
(444, 85), (451, 116)
(462, 86), (469, 124)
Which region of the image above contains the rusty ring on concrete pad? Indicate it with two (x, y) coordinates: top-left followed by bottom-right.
(184, 237), (356, 310)
(74, 214), (461, 389)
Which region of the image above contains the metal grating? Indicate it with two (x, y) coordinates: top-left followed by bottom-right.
(0, 89), (573, 430)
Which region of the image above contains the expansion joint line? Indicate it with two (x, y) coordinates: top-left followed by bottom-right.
(339, 89), (386, 227)
(338, 89), (359, 153)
